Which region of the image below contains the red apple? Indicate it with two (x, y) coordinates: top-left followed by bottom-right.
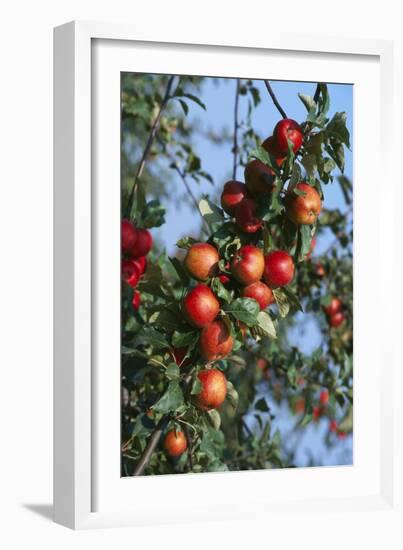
(329, 419), (338, 433)
(122, 260), (141, 287)
(194, 369), (227, 410)
(241, 281), (274, 310)
(234, 198), (263, 233)
(285, 182), (322, 225)
(231, 245), (265, 285)
(184, 242), (219, 281)
(262, 135), (286, 166)
(132, 290), (141, 310)
(328, 311), (345, 328)
(323, 297), (342, 316)
(273, 118), (303, 154)
(315, 263), (326, 277)
(244, 160), (275, 196)
(319, 389), (329, 406)
(121, 219), (137, 253)
(163, 429), (187, 457)
(183, 284), (220, 328)
(263, 250), (295, 288)
(132, 256), (147, 275)
(130, 228), (153, 257)
(220, 180), (248, 216)
(199, 320), (234, 361)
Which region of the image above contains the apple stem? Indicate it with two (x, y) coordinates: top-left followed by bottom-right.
(264, 80), (287, 119)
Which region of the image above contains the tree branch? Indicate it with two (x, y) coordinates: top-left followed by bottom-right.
(126, 75), (176, 218)
(232, 79), (241, 180)
(264, 80), (287, 119)
(183, 425), (194, 471)
(132, 415), (169, 476)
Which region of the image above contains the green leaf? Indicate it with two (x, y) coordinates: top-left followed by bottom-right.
(198, 198), (225, 226)
(226, 380), (239, 409)
(301, 153), (317, 177)
(223, 298), (260, 327)
(326, 112), (351, 148)
(166, 362), (180, 381)
(337, 175), (352, 205)
(171, 329), (198, 348)
(272, 288), (290, 318)
(133, 327), (170, 350)
(283, 287), (304, 313)
(141, 200), (166, 228)
(177, 99), (189, 115)
(288, 162), (302, 191)
(255, 311), (277, 339)
(298, 93), (317, 113)
(299, 224), (313, 259)
(287, 365), (298, 386)
(212, 277), (232, 303)
(255, 397), (269, 412)
(169, 256), (190, 286)
(152, 382), (184, 413)
(190, 376), (203, 395)
(182, 93), (206, 110)
(206, 409), (221, 430)
(175, 236), (198, 249)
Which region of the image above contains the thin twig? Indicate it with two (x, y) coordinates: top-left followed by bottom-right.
(133, 415), (169, 476)
(232, 79), (241, 180)
(183, 425), (194, 471)
(264, 80), (287, 119)
(126, 75), (176, 218)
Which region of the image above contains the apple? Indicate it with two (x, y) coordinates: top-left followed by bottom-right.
(163, 429), (187, 457)
(122, 260), (141, 287)
(121, 219), (137, 253)
(273, 118), (303, 154)
(315, 263), (326, 277)
(285, 182), (321, 225)
(234, 198), (263, 233)
(329, 419), (338, 433)
(132, 290), (141, 311)
(263, 250), (295, 288)
(184, 242), (219, 281)
(130, 228), (153, 257)
(244, 160), (275, 196)
(328, 311), (345, 328)
(241, 281), (274, 310)
(132, 256), (147, 275)
(199, 320), (234, 361)
(294, 397), (306, 414)
(313, 405), (322, 421)
(183, 284), (220, 328)
(262, 135), (286, 166)
(319, 389), (329, 406)
(231, 245), (265, 285)
(194, 369), (227, 410)
(220, 180), (248, 216)
(323, 297), (342, 316)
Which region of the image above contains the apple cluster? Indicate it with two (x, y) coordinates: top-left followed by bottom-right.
(121, 219), (153, 310)
(322, 297), (345, 328)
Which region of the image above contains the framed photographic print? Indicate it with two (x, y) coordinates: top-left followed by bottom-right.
(54, 21), (400, 532)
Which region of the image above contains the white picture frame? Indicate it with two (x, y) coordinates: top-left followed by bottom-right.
(54, 20), (400, 532)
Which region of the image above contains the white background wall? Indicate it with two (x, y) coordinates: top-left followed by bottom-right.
(0, 1), (401, 548)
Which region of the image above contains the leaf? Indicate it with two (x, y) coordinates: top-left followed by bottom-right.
(176, 236), (198, 250)
(288, 163), (302, 191)
(272, 288), (290, 318)
(255, 311), (277, 339)
(166, 362), (180, 381)
(255, 397), (269, 412)
(299, 224), (313, 259)
(337, 175), (352, 205)
(169, 256), (189, 286)
(182, 93), (206, 110)
(298, 93), (317, 113)
(283, 287), (304, 313)
(152, 382), (184, 413)
(177, 99), (189, 115)
(206, 409), (221, 430)
(223, 298), (260, 327)
(141, 200), (166, 228)
(171, 329), (198, 348)
(198, 198), (225, 225)
(150, 308), (182, 331)
(287, 365), (298, 386)
(190, 376), (203, 395)
(212, 277), (232, 303)
(326, 112), (351, 148)
(133, 327), (170, 350)
(226, 380), (239, 409)
(301, 153), (317, 177)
